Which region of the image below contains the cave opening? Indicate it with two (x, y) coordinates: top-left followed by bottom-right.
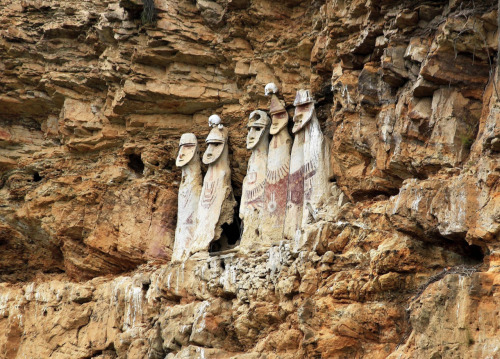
(466, 244), (485, 263)
(449, 237), (486, 265)
(433, 233), (487, 266)
(33, 172), (42, 182)
(127, 153), (144, 174)
(209, 195), (241, 254)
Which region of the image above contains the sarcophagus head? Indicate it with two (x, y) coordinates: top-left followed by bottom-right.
(292, 89), (315, 134)
(203, 123), (228, 165)
(246, 110), (270, 149)
(176, 133), (198, 167)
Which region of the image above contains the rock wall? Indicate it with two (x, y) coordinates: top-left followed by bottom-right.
(0, 0), (499, 358)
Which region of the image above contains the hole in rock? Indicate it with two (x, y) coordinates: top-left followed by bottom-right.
(352, 188), (400, 202)
(44, 268), (65, 275)
(33, 172), (42, 182)
(433, 234), (486, 265)
(209, 196), (241, 254)
(415, 172), (429, 181)
(316, 83), (334, 106)
(142, 282), (150, 292)
(120, 1), (143, 22)
(163, 158), (176, 170)
(82, 342), (118, 359)
(127, 154), (144, 174)
(467, 244), (485, 263)
(220, 259), (225, 270)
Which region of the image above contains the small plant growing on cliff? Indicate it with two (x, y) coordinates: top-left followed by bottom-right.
(460, 134), (474, 150)
(141, 0), (156, 25)
(466, 327), (475, 346)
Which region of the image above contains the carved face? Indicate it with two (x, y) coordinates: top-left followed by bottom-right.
(176, 143), (197, 167)
(203, 141), (225, 164)
(176, 133), (198, 167)
(292, 102), (314, 133)
(246, 126), (266, 149)
(246, 110), (269, 149)
(270, 111), (288, 135)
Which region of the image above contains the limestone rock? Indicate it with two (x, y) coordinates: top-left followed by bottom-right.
(0, 0), (499, 358)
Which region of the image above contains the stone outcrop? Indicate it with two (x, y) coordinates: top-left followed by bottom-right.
(0, 0), (499, 358)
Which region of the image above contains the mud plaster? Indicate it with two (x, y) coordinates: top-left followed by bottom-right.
(172, 147), (202, 262)
(284, 130), (305, 241)
(261, 129), (292, 243)
(190, 140), (236, 255)
(240, 133), (269, 247)
(302, 114), (330, 227)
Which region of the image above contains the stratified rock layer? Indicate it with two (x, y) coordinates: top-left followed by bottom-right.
(0, 0), (499, 358)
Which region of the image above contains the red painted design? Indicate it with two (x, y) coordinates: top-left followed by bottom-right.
(246, 172), (258, 185)
(288, 167), (304, 205)
(303, 159), (318, 201)
(265, 175), (288, 218)
(201, 178), (220, 209)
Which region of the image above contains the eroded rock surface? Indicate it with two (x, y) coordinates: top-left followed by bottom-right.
(0, 0), (499, 358)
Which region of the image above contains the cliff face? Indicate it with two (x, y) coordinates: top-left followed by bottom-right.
(0, 0), (499, 358)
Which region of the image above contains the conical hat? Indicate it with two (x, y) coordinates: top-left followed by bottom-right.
(293, 89), (314, 106)
(205, 127), (226, 144)
(269, 94), (287, 115)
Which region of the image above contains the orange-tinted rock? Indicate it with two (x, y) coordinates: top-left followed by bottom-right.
(0, 0), (499, 358)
